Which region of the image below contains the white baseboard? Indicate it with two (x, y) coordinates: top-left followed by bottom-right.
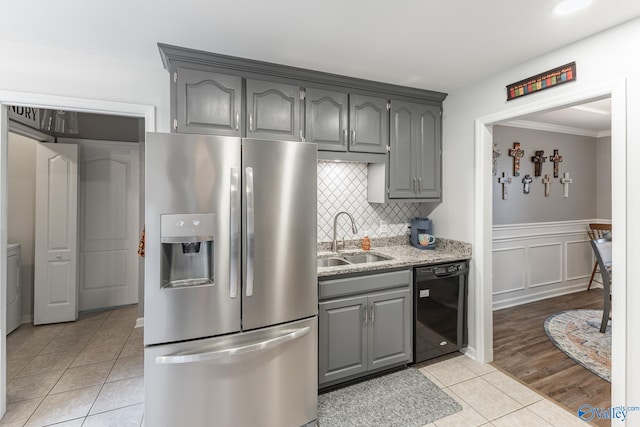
(21, 314), (32, 324)
(493, 282), (588, 311)
(135, 317), (144, 328)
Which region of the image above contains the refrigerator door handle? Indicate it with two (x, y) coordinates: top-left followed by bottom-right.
(154, 326), (311, 365)
(245, 166), (255, 297)
(229, 167), (240, 299)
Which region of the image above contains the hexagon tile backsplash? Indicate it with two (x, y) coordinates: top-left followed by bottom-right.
(317, 161), (421, 242)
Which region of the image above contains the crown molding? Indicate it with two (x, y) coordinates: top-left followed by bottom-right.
(501, 119), (611, 138)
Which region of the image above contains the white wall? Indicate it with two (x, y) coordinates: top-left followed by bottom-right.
(440, 18), (640, 412)
(0, 41), (168, 131)
(7, 133), (36, 322)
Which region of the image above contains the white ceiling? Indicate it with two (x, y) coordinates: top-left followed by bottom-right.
(3, 0), (632, 132)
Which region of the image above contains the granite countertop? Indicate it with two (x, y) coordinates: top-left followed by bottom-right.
(317, 235), (472, 278)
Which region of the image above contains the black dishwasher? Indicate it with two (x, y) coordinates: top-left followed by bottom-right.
(413, 261), (469, 363)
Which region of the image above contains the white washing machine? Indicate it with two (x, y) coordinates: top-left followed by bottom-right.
(7, 244), (22, 334)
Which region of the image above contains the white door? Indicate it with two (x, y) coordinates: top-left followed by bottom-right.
(34, 143), (78, 325)
(78, 141), (139, 311)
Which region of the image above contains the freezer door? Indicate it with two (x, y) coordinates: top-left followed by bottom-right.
(145, 133), (242, 345)
(241, 139), (317, 330)
(145, 316), (318, 427)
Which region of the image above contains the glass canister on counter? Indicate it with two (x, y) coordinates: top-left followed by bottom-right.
(410, 217), (436, 250)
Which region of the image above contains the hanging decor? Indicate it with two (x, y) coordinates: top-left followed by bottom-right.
(508, 142), (525, 177)
(492, 143), (502, 176)
(531, 150), (547, 177)
(506, 62), (577, 101)
(549, 149), (563, 178)
(522, 174), (533, 194)
(560, 172), (573, 198)
(542, 174), (552, 197)
(498, 172), (512, 200)
(40, 109), (79, 134)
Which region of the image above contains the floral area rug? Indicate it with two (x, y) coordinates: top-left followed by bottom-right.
(544, 309), (611, 382)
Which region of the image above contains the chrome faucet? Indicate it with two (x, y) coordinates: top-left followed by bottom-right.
(332, 211), (358, 252)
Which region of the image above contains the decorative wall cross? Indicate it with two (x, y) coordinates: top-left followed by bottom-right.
(542, 174), (552, 197)
(549, 149), (563, 178)
(560, 172), (572, 198)
(531, 150), (547, 177)
(498, 172), (512, 200)
(522, 174), (533, 194)
(492, 143), (502, 176)
(508, 142), (525, 176)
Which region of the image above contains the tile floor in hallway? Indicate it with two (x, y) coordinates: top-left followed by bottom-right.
(2, 305), (143, 426)
(1, 305), (587, 427)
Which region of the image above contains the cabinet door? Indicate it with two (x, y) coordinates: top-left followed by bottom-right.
(319, 296), (368, 385)
(368, 288), (412, 370)
(389, 100), (417, 198)
(176, 68), (242, 136)
(349, 94), (388, 154)
(305, 88), (348, 151)
(415, 104), (442, 199)
(246, 79), (301, 141)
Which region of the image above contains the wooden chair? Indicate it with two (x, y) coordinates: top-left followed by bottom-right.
(590, 236), (612, 333)
(587, 223), (612, 290)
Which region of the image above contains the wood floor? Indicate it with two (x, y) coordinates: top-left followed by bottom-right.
(492, 289), (611, 427)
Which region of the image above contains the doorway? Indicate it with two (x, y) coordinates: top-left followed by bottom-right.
(473, 81), (627, 411)
(489, 98), (612, 417)
(0, 91), (154, 416)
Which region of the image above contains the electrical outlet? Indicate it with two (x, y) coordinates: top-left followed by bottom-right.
(379, 220), (388, 234)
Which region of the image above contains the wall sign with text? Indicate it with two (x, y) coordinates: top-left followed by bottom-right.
(506, 62), (576, 101)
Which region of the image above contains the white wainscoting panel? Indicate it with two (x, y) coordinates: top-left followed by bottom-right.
(492, 219), (606, 310)
(529, 243), (563, 287)
(492, 247), (526, 295)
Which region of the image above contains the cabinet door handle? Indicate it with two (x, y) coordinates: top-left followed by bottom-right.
(413, 177), (417, 192)
(418, 177), (422, 194)
(249, 113), (253, 132)
(351, 129), (356, 143)
(370, 304), (375, 324)
(343, 129), (347, 143)
(363, 306), (368, 325)
(235, 112), (240, 131)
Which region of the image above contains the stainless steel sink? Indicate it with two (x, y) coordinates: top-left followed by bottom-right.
(340, 253), (392, 264)
(317, 257), (351, 267)
(317, 253), (392, 267)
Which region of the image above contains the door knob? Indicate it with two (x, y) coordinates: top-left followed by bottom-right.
(56, 254), (62, 259)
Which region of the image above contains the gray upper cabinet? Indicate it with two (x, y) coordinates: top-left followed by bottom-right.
(246, 79), (301, 141)
(175, 68), (242, 136)
(389, 100), (441, 200)
(304, 88), (348, 151)
(349, 94), (389, 154)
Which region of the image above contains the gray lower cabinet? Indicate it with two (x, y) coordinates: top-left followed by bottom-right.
(318, 270), (412, 387)
(349, 94), (389, 154)
(246, 79), (301, 141)
(175, 68), (242, 136)
(304, 88), (348, 151)
(389, 100), (441, 200)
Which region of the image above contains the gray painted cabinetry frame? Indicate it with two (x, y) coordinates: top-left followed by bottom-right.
(158, 43), (446, 202)
(318, 269), (412, 388)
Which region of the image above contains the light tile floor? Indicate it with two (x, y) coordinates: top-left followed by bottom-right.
(2, 305), (143, 427)
(419, 354), (589, 427)
(2, 308), (586, 427)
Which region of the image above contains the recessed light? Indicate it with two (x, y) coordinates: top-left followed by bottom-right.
(553, 0), (593, 15)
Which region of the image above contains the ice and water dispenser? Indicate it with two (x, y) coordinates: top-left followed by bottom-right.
(160, 213), (215, 288)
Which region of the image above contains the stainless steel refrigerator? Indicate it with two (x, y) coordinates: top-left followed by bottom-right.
(144, 133), (318, 427)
